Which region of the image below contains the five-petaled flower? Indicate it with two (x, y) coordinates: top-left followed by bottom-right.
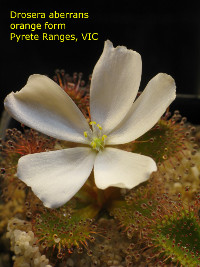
(4, 40), (176, 208)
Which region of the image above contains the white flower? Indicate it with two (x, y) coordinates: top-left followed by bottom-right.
(4, 40), (176, 208)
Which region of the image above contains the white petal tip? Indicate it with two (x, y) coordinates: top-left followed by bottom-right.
(42, 201), (61, 209)
(104, 40), (141, 58)
(105, 39), (113, 47)
(4, 92), (13, 108)
(156, 73), (176, 98)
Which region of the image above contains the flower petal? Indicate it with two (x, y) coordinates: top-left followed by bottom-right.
(4, 75), (90, 143)
(94, 147), (157, 189)
(107, 73), (176, 144)
(17, 147), (96, 208)
(90, 40), (142, 134)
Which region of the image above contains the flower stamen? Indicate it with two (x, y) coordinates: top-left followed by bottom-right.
(91, 140), (97, 149)
(84, 122), (107, 152)
(97, 124), (102, 130)
(89, 121), (96, 126)
(102, 135), (107, 142)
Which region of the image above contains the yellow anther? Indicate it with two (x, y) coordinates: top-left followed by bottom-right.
(101, 135), (107, 141)
(97, 124), (102, 130)
(87, 121), (106, 151)
(89, 121), (96, 125)
(91, 141), (96, 149)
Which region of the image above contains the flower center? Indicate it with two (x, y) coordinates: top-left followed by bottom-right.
(84, 121), (107, 152)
